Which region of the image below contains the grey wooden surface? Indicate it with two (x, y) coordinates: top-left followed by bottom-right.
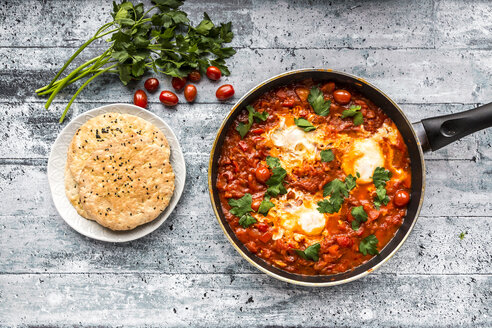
(0, 0), (491, 326)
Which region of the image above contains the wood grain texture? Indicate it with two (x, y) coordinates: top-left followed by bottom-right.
(0, 274), (490, 327)
(0, 214), (489, 275)
(1, 47), (491, 104)
(0, 0), (491, 326)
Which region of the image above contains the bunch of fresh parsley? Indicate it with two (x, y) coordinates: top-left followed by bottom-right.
(35, 0), (236, 122)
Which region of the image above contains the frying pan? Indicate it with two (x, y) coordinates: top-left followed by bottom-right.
(208, 69), (492, 286)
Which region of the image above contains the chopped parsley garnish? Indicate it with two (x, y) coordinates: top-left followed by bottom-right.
(236, 105), (269, 138)
(265, 156), (287, 197)
(228, 193), (256, 228)
(345, 173), (359, 191)
(295, 243), (321, 261)
(320, 149), (334, 162)
(317, 174), (359, 214)
(238, 214), (257, 228)
(307, 87), (331, 116)
(341, 105), (364, 126)
(372, 167), (392, 209)
(359, 234), (379, 256)
(351, 206), (368, 231)
(258, 195), (275, 216)
(459, 231), (468, 240)
(294, 118), (316, 132)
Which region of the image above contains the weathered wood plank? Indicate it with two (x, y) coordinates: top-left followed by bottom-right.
(0, 102), (484, 161)
(0, 156), (491, 218)
(435, 0), (492, 49)
(0, 273), (489, 327)
(0, 0), (435, 49)
(0, 213), (489, 275)
(1, 48), (491, 104)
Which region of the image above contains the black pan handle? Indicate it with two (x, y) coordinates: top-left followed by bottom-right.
(413, 102), (492, 152)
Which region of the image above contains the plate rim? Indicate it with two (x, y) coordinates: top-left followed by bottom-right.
(47, 103), (186, 242)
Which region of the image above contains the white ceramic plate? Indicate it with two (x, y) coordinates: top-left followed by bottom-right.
(47, 103), (186, 242)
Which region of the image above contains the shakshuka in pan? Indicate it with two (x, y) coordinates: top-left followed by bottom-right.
(216, 79), (411, 275)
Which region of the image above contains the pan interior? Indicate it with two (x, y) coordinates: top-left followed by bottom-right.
(209, 70), (424, 284)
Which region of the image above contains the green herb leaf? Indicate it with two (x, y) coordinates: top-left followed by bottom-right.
(266, 156), (282, 168)
(359, 235), (379, 256)
(372, 167), (391, 209)
(342, 105), (364, 126)
(228, 193), (253, 218)
(294, 118), (316, 132)
(236, 106), (269, 138)
(266, 157), (287, 197)
(295, 243), (321, 261)
(258, 195), (275, 216)
(307, 87), (331, 116)
(238, 213), (257, 228)
(372, 167), (392, 188)
(459, 231), (468, 240)
(320, 149), (334, 162)
(351, 206), (368, 230)
(318, 174), (358, 214)
(345, 173), (359, 191)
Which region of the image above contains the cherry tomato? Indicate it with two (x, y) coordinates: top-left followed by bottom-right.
(394, 190), (410, 207)
(184, 84), (197, 102)
(257, 223), (269, 233)
(333, 89), (352, 104)
(171, 77), (187, 91)
(159, 90), (179, 106)
(216, 84), (235, 100)
(133, 89), (147, 108)
(255, 166), (271, 183)
(206, 66), (222, 80)
(188, 70), (201, 82)
(144, 78), (159, 92)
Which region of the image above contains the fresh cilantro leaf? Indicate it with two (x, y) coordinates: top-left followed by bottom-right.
(258, 195), (275, 216)
(459, 231), (468, 240)
(266, 167), (287, 196)
(308, 87), (331, 116)
(295, 243), (321, 261)
(342, 105), (364, 126)
(238, 213), (257, 228)
(372, 167), (392, 188)
(374, 185), (390, 210)
(372, 167), (391, 209)
(359, 235), (379, 256)
(266, 156), (282, 169)
(317, 198), (343, 214)
(265, 157), (287, 197)
(320, 149), (334, 162)
(294, 118), (316, 132)
(318, 175), (359, 214)
(345, 173), (359, 191)
(351, 206), (368, 231)
(228, 193), (253, 218)
(236, 106), (268, 138)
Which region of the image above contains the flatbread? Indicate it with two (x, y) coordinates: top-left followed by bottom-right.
(64, 164), (92, 220)
(67, 113), (169, 183)
(77, 138), (175, 231)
